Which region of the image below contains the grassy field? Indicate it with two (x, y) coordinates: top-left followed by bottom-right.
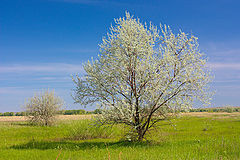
(0, 113), (240, 160)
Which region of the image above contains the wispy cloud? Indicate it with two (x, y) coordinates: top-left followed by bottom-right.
(0, 63), (84, 74)
(213, 80), (240, 83)
(209, 49), (240, 61)
(1, 48), (97, 56)
(0, 87), (30, 94)
(202, 41), (240, 62)
(207, 62), (240, 70)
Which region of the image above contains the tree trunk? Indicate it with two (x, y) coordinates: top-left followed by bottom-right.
(137, 128), (144, 141)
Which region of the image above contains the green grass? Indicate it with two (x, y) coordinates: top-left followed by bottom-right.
(0, 115), (240, 160)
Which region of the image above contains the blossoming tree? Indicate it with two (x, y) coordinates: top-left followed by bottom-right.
(72, 12), (211, 141)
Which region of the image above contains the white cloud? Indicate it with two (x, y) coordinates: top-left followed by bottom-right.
(207, 62), (240, 70)
(2, 47), (97, 54)
(201, 41), (240, 62)
(213, 80), (240, 83)
(0, 87), (30, 94)
(0, 63), (84, 73)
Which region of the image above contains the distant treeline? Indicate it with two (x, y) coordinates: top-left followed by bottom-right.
(58, 109), (102, 115)
(0, 109), (102, 116)
(0, 112), (25, 116)
(189, 107), (240, 113)
(1, 107), (239, 116)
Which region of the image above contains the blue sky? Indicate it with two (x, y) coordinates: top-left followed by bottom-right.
(0, 0), (240, 112)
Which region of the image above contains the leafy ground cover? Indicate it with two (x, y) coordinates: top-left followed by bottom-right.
(0, 113), (239, 160)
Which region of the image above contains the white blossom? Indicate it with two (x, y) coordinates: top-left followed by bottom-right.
(72, 12), (212, 141)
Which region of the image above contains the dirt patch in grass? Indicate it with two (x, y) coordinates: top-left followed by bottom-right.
(181, 112), (240, 118)
(1, 112), (239, 122)
(56, 115), (94, 120)
(0, 115), (95, 122)
(0, 116), (27, 122)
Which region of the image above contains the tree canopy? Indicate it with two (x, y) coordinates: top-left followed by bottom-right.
(72, 12), (212, 141)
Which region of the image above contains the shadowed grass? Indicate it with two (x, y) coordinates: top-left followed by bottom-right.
(66, 120), (122, 140)
(10, 140), (159, 150)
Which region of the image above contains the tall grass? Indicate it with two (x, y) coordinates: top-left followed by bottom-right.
(67, 120), (123, 140)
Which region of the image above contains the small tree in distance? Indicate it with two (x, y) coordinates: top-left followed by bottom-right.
(72, 12), (212, 141)
(24, 90), (64, 126)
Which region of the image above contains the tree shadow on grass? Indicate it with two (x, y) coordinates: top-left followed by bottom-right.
(9, 122), (31, 126)
(10, 137), (203, 151)
(10, 139), (168, 150)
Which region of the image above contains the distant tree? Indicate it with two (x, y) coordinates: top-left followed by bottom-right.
(63, 110), (72, 115)
(63, 109), (86, 115)
(3, 112), (14, 116)
(78, 109), (86, 114)
(24, 90), (64, 126)
(86, 111), (93, 114)
(15, 112), (25, 116)
(93, 109), (102, 114)
(72, 12), (212, 141)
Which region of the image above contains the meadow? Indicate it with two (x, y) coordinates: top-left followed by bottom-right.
(0, 113), (240, 160)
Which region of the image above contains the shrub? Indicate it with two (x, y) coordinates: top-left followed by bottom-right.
(24, 90), (64, 126)
(234, 108), (240, 112)
(226, 107), (233, 113)
(15, 112), (25, 116)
